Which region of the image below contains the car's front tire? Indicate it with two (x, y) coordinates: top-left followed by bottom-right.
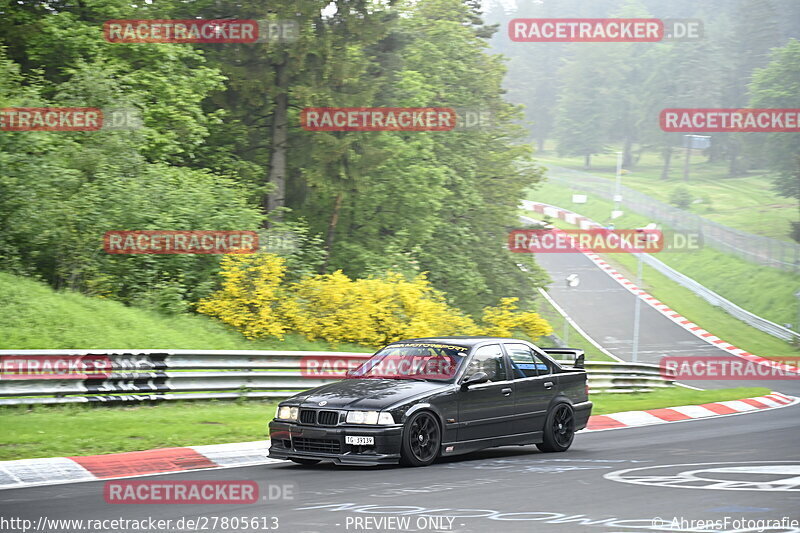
(536, 403), (575, 453)
(290, 458), (321, 465)
(400, 411), (441, 467)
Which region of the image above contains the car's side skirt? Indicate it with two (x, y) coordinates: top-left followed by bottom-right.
(440, 431), (543, 457)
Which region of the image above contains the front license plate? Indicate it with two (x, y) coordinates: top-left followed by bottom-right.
(345, 436), (374, 445)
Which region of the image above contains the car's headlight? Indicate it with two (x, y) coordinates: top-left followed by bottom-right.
(377, 412), (395, 424)
(277, 405), (298, 421)
(346, 410), (395, 425)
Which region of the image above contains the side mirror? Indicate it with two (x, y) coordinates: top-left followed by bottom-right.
(574, 354), (585, 369)
(461, 372), (489, 389)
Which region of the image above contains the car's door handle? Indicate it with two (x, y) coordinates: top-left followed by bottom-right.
(544, 381), (554, 389)
(501, 387), (513, 396)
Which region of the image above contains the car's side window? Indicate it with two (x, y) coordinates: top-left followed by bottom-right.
(505, 343), (540, 378)
(530, 349), (554, 375)
(506, 343), (551, 378)
(464, 344), (507, 382)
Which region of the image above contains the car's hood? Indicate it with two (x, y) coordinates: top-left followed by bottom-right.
(292, 378), (449, 410)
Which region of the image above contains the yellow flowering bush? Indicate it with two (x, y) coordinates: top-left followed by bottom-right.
(480, 297), (553, 340)
(197, 254), (552, 347)
(196, 254), (289, 339)
(282, 271), (481, 346)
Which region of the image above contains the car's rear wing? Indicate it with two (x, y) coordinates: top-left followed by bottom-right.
(541, 348), (585, 369)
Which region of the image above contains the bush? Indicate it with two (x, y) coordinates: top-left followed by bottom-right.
(669, 186), (693, 209)
(197, 254), (552, 347)
(195, 254), (289, 339)
(481, 297), (553, 340)
(283, 271), (480, 346)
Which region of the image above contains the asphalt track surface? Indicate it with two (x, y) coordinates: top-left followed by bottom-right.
(0, 406), (798, 533)
(537, 251), (732, 364)
(1, 251), (798, 533)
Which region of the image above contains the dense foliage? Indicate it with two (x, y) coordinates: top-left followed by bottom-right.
(0, 0), (547, 325)
(197, 254), (552, 347)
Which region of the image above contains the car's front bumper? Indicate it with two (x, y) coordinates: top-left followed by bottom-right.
(268, 420), (403, 465)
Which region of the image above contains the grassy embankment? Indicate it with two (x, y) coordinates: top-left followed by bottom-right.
(0, 271), (366, 351)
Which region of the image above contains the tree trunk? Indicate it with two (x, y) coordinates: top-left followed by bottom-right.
(264, 58), (289, 227)
(583, 153), (591, 169)
(660, 146), (672, 180)
(682, 144), (691, 181)
(623, 137), (634, 168)
(728, 145), (740, 177)
(321, 192), (344, 273)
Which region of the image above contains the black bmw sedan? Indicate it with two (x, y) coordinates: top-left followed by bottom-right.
(268, 336), (592, 467)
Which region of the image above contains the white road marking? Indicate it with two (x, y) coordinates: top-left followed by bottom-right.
(605, 461), (800, 491)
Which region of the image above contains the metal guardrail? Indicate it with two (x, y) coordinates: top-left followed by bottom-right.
(522, 201), (800, 343)
(546, 166), (800, 272)
(0, 350), (675, 405)
(635, 252), (800, 343)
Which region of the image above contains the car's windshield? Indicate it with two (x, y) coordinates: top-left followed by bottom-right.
(347, 343), (469, 381)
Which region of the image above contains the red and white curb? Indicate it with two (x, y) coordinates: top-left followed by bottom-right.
(520, 200), (800, 376)
(1, 392), (796, 490)
(583, 391), (797, 432)
(0, 441), (281, 491)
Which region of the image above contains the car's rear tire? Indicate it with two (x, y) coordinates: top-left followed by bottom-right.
(536, 403), (575, 453)
(400, 411), (441, 467)
(290, 458), (321, 465)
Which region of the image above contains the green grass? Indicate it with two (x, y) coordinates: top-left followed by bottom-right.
(0, 400), (280, 460)
(535, 143), (798, 242)
(528, 181), (800, 328)
(0, 386), (771, 460)
(0, 272), (368, 351)
(590, 387), (770, 415)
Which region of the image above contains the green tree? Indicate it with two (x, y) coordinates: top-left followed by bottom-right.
(749, 39), (800, 241)
(553, 44), (612, 169)
(0, 2), (261, 308)
(749, 39), (800, 191)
